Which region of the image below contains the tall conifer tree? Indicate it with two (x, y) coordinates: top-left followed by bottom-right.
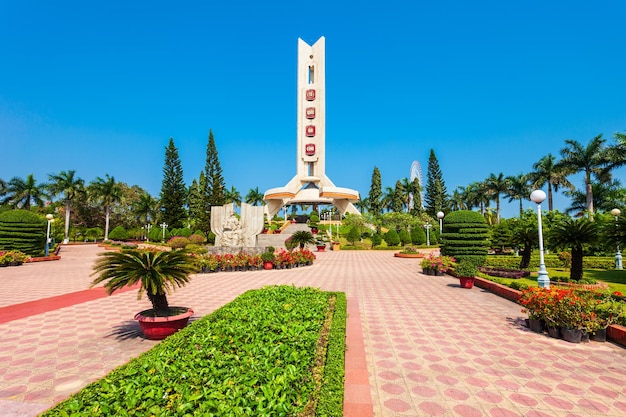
(159, 138), (187, 228)
(368, 167), (382, 215)
(392, 180), (404, 213)
(197, 130), (226, 233)
(424, 149), (448, 216)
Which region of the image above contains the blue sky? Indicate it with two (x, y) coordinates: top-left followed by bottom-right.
(1, 1), (625, 219)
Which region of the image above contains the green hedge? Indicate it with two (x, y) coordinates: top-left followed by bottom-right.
(440, 210), (489, 265)
(485, 255), (617, 270)
(42, 286), (345, 417)
(0, 210), (45, 255)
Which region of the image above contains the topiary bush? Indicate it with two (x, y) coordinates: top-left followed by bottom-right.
(371, 233), (382, 248)
(107, 226), (129, 241)
(411, 226), (426, 245)
(188, 233), (206, 245)
(398, 229), (411, 246)
(0, 210), (45, 255)
(440, 210), (489, 266)
(384, 229), (400, 246)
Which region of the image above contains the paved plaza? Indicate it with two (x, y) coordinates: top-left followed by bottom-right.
(1, 245), (626, 416)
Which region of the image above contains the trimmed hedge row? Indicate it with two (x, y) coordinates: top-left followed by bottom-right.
(440, 210), (489, 266)
(0, 210), (45, 255)
(41, 286), (345, 417)
(485, 255), (616, 270)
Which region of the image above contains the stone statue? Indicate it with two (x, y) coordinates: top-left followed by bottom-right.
(211, 203), (264, 247)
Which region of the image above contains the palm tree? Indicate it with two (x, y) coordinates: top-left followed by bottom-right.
(245, 187), (265, 206)
(558, 135), (611, 215)
(289, 230), (316, 249)
(91, 249), (197, 314)
(224, 185), (242, 207)
(505, 173), (530, 217)
(4, 174), (48, 210)
(355, 197), (370, 214)
(47, 170), (85, 244)
(133, 192), (158, 225)
(381, 186), (395, 212)
(89, 174), (123, 241)
(450, 188), (468, 211)
(564, 180), (626, 217)
(527, 153), (573, 211)
(483, 173), (508, 224)
(549, 217), (599, 280)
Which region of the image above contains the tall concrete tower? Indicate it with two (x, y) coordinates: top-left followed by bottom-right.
(264, 37), (360, 217)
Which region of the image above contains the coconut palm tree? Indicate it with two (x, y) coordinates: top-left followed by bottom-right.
(133, 192), (158, 225)
(289, 230), (316, 249)
(483, 173), (508, 224)
(245, 187), (265, 206)
(450, 188), (468, 211)
(91, 249), (197, 314)
(557, 135), (611, 215)
(527, 153), (573, 212)
(381, 186), (395, 213)
(89, 174), (123, 241)
(549, 217), (599, 281)
(4, 174), (48, 210)
(224, 185), (242, 207)
(505, 173), (531, 217)
(564, 180), (626, 217)
(47, 170), (85, 244)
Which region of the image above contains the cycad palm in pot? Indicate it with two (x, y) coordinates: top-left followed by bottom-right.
(91, 248), (198, 340)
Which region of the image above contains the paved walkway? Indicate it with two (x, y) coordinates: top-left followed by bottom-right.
(1, 245), (626, 416)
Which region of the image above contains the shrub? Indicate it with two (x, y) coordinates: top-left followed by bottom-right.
(347, 226), (361, 245)
(455, 259), (478, 277)
(384, 229), (400, 246)
(371, 233), (383, 248)
(411, 226), (426, 245)
(107, 226), (129, 241)
(0, 210), (46, 255)
(398, 229), (411, 246)
(167, 236), (190, 249)
(558, 251), (572, 268)
(188, 233), (206, 245)
(440, 210), (490, 266)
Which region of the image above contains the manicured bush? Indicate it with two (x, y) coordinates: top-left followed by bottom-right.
(168, 236), (190, 249)
(411, 227), (426, 245)
(188, 233), (206, 245)
(42, 286), (345, 416)
(371, 233), (383, 248)
(440, 210), (489, 266)
(398, 229), (411, 246)
(0, 210), (45, 255)
(107, 226), (129, 241)
(347, 226), (361, 245)
(384, 229), (400, 246)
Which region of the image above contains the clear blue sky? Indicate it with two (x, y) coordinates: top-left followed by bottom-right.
(2, 1), (625, 219)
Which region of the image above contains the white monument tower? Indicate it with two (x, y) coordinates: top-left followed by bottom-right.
(264, 37), (360, 217)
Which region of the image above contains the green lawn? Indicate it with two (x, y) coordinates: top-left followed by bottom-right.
(515, 268), (626, 294)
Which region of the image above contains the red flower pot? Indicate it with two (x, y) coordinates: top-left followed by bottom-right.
(263, 261), (274, 270)
(459, 276), (475, 289)
(135, 307), (194, 340)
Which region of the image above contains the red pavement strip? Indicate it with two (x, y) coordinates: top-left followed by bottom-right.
(0, 283), (140, 324)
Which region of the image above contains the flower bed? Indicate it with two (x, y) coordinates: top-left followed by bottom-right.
(196, 249), (316, 272)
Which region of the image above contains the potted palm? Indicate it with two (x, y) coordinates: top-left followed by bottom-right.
(290, 230), (316, 249)
(455, 259), (478, 288)
(90, 248), (198, 340)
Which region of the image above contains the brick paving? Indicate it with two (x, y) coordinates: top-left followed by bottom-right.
(1, 244), (626, 416)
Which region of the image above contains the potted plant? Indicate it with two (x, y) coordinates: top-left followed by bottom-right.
(420, 254), (455, 276)
(309, 212), (320, 234)
(261, 249), (275, 269)
(290, 230), (316, 249)
(90, 248), (198, 340)
(455, 259), (478, 288)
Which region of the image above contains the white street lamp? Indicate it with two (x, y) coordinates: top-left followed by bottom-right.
(424, 223), (432, 246)
(45, 214), (54, 257)
(144, 223), (152, 242)
(530, 190), (550, 289)
(437, 211), (445, 234)
(160, 222), (168, 242)
(611, 208), (622, 270)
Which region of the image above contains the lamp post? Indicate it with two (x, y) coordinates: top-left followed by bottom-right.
(45, 214), (54, 257)
(424, 223), (432, 246)
(611, 208), (622, 270)
(144, 223), (152, 241)
(437, 211), (444, 234)
(530, 190), (549, 289)
(160, 222), (168, 242)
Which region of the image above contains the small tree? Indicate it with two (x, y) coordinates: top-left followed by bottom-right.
(411, 226), (426, 245)
(108, 226), (129, 241)
(549, 217), (599, 280)
(371, 233), (383, 248)
(347, 226), (361, 245)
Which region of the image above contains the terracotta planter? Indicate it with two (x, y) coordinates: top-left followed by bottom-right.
(459, 276), (475, 289)
(263, 261), (274, 270)
(317, 245), (326, 252)
(135, 307), (194, 340)
(394, 253), (424, 258)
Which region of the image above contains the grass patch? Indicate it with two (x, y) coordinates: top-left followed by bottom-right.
(41, 285), (346, 416)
